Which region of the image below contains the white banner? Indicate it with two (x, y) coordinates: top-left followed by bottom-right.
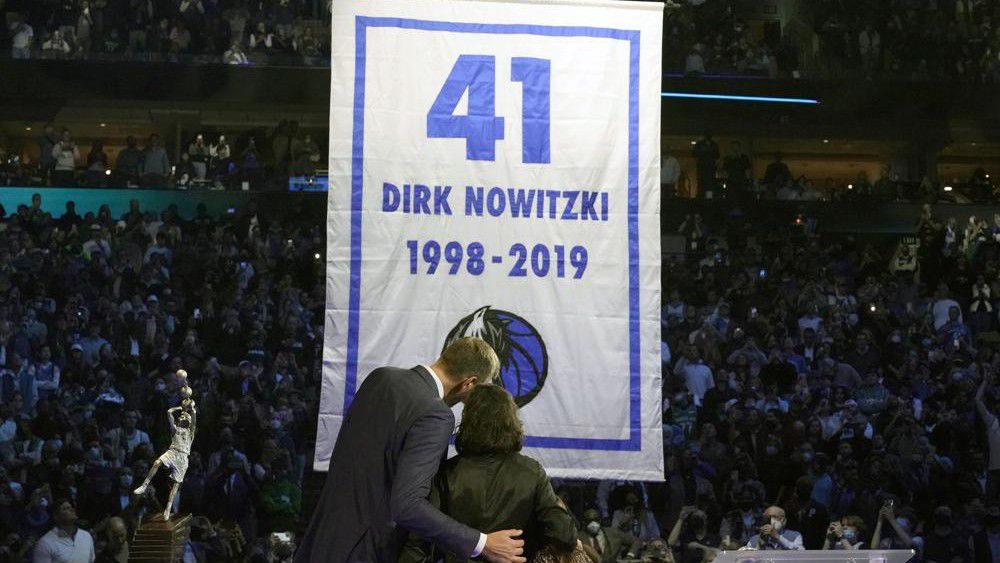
(318, 0), (663, 480)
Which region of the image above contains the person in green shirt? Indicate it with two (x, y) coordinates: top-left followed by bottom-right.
(260, 457), (301, 535)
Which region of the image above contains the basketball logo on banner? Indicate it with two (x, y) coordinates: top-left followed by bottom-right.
(445, 306), (548, 408)
(318, 0), (664, 479)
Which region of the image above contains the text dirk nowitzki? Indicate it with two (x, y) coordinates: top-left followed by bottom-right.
(381, 182), (610, 222)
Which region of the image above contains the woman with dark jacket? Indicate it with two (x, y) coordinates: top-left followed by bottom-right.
(400, 384), (577, 563)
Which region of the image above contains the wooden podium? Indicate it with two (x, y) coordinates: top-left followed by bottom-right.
(130, 513), (192, 562)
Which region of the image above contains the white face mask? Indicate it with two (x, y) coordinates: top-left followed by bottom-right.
(586, 521), (601, 536)
(120, 475), (133, 488)
(770, 518), (783, 532)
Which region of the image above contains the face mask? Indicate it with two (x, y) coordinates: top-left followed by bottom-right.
(89, 447), (101, 459)
(120, 475), (133, 488)
(766, 445), (778, 456)
(890, 334), (901, 343)
(801, 452), (813, 463)
(585, 521), (601, 536)
(270, 419), (282, 431)
(154, 383), (166, 393)
(895, 518), (909, 531)
(770, 518), (783, 532)
(843, 529), (857, 542)
(39, 497), (48, 508)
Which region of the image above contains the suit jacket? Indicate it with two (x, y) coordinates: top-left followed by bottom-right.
(579, 527), (640, 563)
(400, 453), (576, 562)
(296, 366), (479, 563)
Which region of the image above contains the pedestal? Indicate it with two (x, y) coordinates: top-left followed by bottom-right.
(130, 513), (192, 562)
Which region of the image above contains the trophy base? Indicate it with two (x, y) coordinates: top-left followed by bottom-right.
(130, 513), (192, 562)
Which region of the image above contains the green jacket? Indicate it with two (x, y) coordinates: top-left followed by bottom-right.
(260, 478), (302, 532)
(399, 452), (576, 562)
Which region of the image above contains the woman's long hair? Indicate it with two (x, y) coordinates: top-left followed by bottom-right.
(455, 384), (523, 456)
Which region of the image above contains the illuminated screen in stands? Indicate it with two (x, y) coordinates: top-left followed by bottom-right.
(289, 175), (329, 192)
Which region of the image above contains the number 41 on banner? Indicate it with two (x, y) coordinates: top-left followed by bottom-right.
(427, 55), (551, 164)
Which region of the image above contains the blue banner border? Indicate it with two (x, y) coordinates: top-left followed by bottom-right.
(343, 16), (642, 452)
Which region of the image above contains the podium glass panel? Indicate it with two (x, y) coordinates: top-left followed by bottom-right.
(711, 550), (916, 563)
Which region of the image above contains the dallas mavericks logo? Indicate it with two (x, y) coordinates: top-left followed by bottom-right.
(444, 306), (548, 408)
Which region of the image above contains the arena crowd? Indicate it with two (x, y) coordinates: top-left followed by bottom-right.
(0, 193), (323, 561)
(1, 0), (329, 66)
(0, 121), (323, 191)
(3, 0), (1000, 81)
(588, 202), (1000, 563)
(667, 0), (1000, 81)
(0, 192), (998, 561)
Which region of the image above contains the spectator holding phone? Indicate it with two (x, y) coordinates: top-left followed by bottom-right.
(668, 505), (720, 563)
(50, 130), (79, 187)
(822, 516), (864, 550)
(611, 491), (661, 542)
(744, 506), (804, 550)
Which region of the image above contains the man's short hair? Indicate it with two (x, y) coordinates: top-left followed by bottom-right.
(50, 497), (75, 519)
(439, 337), (500, 384)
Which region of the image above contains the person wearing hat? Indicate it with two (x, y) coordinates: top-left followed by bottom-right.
(831, 401), (873, 448)
(82, 223), (111, 260)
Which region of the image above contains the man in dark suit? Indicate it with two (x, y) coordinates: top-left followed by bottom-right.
(296, 337), (525, 563)
(578, 507), (640, 563)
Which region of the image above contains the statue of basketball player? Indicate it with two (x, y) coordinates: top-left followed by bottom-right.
(134, 370), (197, 521)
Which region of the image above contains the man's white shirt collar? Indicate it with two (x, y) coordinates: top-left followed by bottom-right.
(422, 365), (445, 400)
